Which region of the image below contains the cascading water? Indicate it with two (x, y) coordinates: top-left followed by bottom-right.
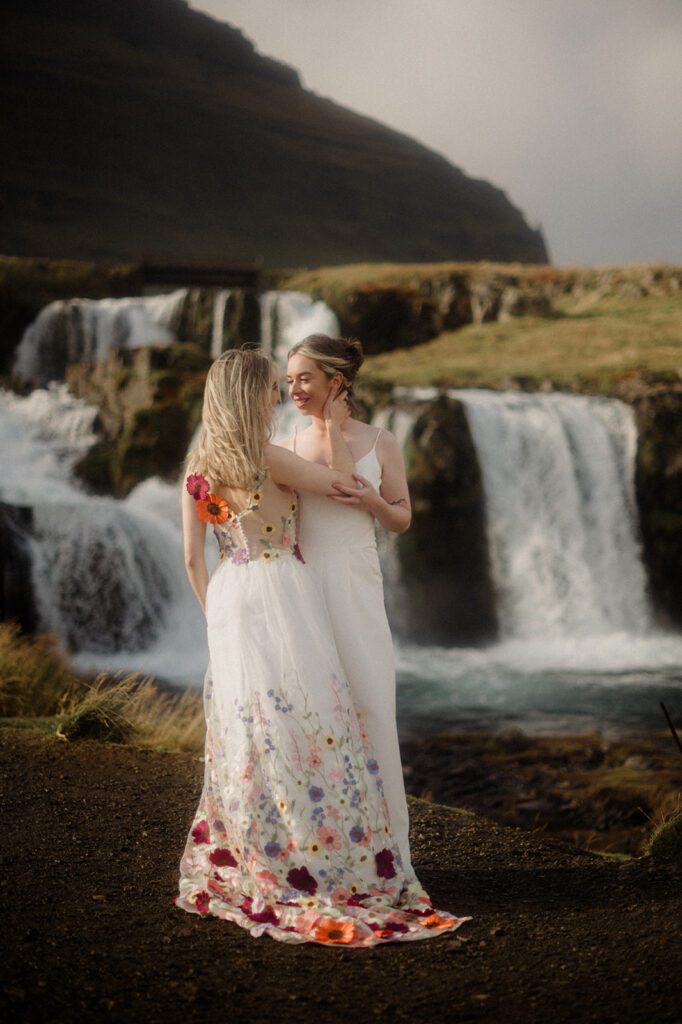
(0, 386), (210, 681)
(13, 289), (188, 385)
(453, 389), (652, 640)
(211, 289), (231, 359)
(260, 291), (340, 366)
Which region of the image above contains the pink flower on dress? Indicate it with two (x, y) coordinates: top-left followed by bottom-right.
(306, 751), (322, 769)
(191, 819), (210, 844)
(325, 804), (342, 823)
(331, 886), (351, 902)
(317, 826), (342, 851)
(195, 890), (211, 914)
(241, 759), (254, 782)
(285, 837), (299, 853)
(359, 826), (373, 847)
(329, 767), (344, 785)
(186, 473), (210, 500)
(256, 870), (279, 894)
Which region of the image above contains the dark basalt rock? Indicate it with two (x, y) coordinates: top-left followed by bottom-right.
(0, 503), (38, 633)
(396, 395), (499, 645)
(633, 386), (682, 628)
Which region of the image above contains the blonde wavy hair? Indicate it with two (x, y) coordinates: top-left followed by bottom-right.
(187, 348), (275, 488)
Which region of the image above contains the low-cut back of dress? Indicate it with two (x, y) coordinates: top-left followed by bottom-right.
(174, 463), (473, 946)
(292, 426), (414, 876)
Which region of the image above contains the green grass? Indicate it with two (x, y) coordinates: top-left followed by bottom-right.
(362, 292), (682, 393)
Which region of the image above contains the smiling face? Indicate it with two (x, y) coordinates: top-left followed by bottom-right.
(286, 353), (341, 417)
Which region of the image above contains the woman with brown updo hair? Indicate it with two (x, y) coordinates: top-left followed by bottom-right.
(281, 333), (415, 877)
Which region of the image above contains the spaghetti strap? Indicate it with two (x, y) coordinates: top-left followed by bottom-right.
(370, 427), (383, 453)
(293, 424), (298, 454)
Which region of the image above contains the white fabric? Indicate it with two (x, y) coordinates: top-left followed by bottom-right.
(294, 427), (414, 875)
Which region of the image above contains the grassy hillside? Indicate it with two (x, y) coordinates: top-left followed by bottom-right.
(361, 290), (682, 394)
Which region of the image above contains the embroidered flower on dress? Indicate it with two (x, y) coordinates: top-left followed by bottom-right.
(209, 847), (238, 867)
(419, 914), (456, 931)
(286, 866), (318, 895)
(195, 890), (211, 914)
(261, 522), (275, 535)
(317, 826), (343, 851)
(186, 473), (210, 500)
(191, 819), (211, 844)
(308, 786), (324, 802)
(366, 758), (380, 774)
(197, 494), (230, 525)
(314, 919), (356, 944)
(375, 848), (397, 879)
(349, 825), (365, 843)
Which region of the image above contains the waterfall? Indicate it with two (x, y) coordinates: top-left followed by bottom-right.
(0, 386), (209, 678)
(259, 291), (340, 367)
(211, 289), (231, 358)
(453, 389), (652, 639)
(13, 289), (188, 385)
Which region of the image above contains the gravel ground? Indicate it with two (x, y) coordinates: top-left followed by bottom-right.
(1, 726), (680, 1024)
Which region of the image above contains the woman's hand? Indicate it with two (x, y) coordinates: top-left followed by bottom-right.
(330, 473), (382, 514)
(322, 384), (350, 431)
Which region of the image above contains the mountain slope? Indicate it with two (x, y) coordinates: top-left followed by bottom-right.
(1, 0), (548, 267)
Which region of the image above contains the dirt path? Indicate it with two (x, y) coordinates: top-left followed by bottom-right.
(1, 726), (680, 1024)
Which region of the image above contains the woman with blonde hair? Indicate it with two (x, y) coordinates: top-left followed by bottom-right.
(173, 347), (472, 947)
(282, 333), (414, 875)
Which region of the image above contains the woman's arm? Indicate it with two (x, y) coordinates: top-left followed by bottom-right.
(267, 387), (356, 494)
(181, 482), (209, 612)
(330, 430), (412, 534)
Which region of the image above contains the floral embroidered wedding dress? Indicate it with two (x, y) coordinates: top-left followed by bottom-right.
(173, 469), (473, 946)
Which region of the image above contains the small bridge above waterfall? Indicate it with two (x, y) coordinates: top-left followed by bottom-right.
(139, 261), (264, 290)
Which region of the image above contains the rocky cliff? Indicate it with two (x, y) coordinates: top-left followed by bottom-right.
(1, 0), (547, 267)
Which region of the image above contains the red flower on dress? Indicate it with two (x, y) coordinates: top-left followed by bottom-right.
(375, 848), (396, 879)
(209, 847), (238, 867)
(197, 494), (230, 525)
(186, 473), (210, 500)
(286, 865), (318, 895)
(195, 891), (211, 914)
(246, 906), (280, 926)
(191, 819), (210, 844)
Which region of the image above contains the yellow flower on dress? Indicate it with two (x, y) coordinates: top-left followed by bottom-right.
(323, 735), (336, 749)
(290, 502), (297, 513)
(261, 550), (273, 561)
(308, 841), (322, 855)
(262, 522), (275, 536)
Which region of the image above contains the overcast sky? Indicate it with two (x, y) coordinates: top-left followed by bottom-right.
(192, 0), (681, 266)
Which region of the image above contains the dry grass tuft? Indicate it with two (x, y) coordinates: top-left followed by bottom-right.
(0, 622), (87, 717)
(0, 622), (205, 753)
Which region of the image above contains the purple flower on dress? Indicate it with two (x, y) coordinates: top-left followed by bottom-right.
(264, 841), (282, 858)
(375, 848), (397, 879)
(232, 548), (248, 565)
(349, 825), (365, 843)
(308, 786), (324, 802)
(286, 865), (318, 895)
(366, 759), (380, 775)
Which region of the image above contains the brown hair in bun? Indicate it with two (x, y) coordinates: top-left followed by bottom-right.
(288, 334), (364, 411)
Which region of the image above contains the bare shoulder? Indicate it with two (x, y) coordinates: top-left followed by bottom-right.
(376, 426), (403, 460)
(276, 436), (295, 452)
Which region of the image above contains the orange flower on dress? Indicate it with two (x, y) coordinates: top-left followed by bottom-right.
(196, 493), (230, 525)
(418, 914), (455, 931)
(314, 918), (357, 944)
